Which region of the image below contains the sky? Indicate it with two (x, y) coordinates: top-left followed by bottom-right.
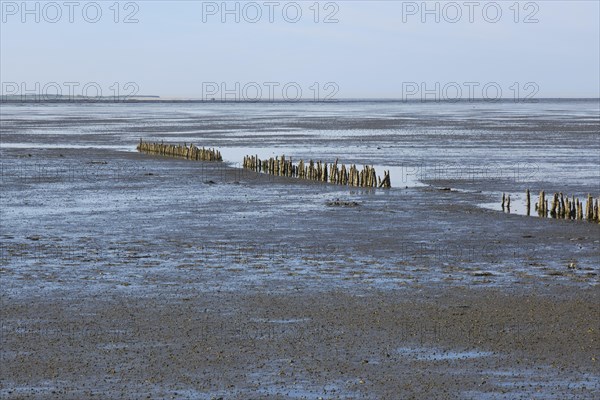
(1, 0), (599, 99)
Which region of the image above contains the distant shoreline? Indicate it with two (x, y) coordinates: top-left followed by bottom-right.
(1, 97), (599, 104)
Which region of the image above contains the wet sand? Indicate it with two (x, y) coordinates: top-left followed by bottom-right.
(1, 102), (599, 398)
(2, 286), (599, 399)
(1, 146), (598, 399)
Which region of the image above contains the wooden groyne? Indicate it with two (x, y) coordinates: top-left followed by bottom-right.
(137, 139), (222, 161)
(243, 155), (391, 188)
(502, 190), (599, 222)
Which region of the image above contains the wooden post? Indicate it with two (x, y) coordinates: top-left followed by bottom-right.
(379, 170), (391, 188)
(551, 193), (558, 218)
(559, 193), (565, 218)
(333, 159), (339, 184)
(542, 191), (547, 216)
(371, 167), (376, 188)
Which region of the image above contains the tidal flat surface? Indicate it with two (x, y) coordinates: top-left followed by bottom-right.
(1, 100), (599, 398)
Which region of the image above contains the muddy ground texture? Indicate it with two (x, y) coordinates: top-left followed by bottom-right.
(0, 103), (600, 400)
(1, 142), (599, 398)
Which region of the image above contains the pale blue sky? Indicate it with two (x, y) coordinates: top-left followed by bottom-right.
(1, 1), (599, 99)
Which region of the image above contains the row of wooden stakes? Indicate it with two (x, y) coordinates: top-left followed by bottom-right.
(137, 139), (222, 162)
(243, 155), (391, 188)
(135, 140), (391, 188)
(502, 190), (600, 222)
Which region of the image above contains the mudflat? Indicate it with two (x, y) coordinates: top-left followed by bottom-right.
(1, 101), (599, 398)
(1, 146), (598, 399)
(2, 284), (599, 399)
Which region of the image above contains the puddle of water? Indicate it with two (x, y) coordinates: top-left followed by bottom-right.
(397, 346), (494, 361)
(463, 369), (600, 400)
(220, 146), (426, 188)
(479, 192), (533, 217)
